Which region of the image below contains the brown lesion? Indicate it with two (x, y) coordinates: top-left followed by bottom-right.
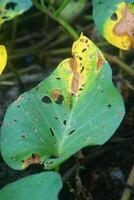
(51, 89), (62, 100)
(51, 89), (64, 105)
(24, 154), (42, 168)
(71, 72), (80, 94)
(114, 5), (134, 47)
(69, 55), (78, 73)
(69, 56), (80, 95)
(97, 54), (105, 70)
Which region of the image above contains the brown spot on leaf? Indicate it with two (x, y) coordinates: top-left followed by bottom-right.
(71, 72), (80, 94)
(80, 38), (84, 42)
(51, 89), (64, 104)
(51, 89), (62, 100)
(24, 154), (41, 168)
(69, 56), (78, 72)
(69, 56), (80, 94)
(114, 6), (134, 47)
(97, 54), (105, 70)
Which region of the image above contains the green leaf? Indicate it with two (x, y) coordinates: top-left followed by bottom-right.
(57, 0), (87, 21)
(0, 172), (62, 200)
(92, 0), (134, 50)
(0, 34), (125, 170)
(0, 0), (32, 25)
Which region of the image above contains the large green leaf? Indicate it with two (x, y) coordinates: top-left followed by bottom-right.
(92, 0), (134, 50)
(0, 172), (62, 200)
(0, 34), (125, 170)
(0, 0), (32, 25)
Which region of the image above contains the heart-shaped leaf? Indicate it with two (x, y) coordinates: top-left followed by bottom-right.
(92, 0), (134, 50)
(0, 0), (32, 25)
(0, 45), (7, 74)
(0, 172), (62, 200)
(1, 34), (125, 170)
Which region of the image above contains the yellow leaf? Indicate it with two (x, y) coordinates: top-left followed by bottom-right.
(103, 2), (134, 50)
(0, 45), (7, 74)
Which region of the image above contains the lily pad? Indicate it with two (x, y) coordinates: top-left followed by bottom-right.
(0, 34), (125, 170)
(92, 0), (134, 50)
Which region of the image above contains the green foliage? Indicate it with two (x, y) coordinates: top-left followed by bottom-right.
(0, 172), (62, 200)
(0, 0), (32, 25)
(1, 34), (125, 170)
(56, 0), (87, 21)
(0, 1), (127, 199)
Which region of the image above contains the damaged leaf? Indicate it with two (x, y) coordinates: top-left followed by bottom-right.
(0, 34), (125, 170)
(0, 172), (62, 200)
(0, 45), (7, 74)
(0, 0), (32, 25)
(93, 0), (134, 50)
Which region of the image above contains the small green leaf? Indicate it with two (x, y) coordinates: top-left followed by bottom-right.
(0, 172), (62, 200)
(92, 0), (134, 50)
(0, 0), (32, 25)
(1, 34), (125, 170)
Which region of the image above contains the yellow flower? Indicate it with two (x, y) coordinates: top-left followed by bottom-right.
(0, 45), (7, 74)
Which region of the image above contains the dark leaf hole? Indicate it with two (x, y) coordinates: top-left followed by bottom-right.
(56, 77), (61, 80)
(20, 135), (25, 139)
(111, 13), (118, 21)
(32, 153), (36, 159)
(55, 95), (64, 105)
(69, 129), (76, 135)
(80, 66), (84, 73)
(49, 155), (59, 159)
(5, 2), (17, 10)
(42, 96), (52, 104)
(107, 104), (112, 108)
(50, 128), (55, 136)
(2, 16), (9, 19)
(98, 1), (102, 5)
(82, 48), (87, 53)
(63, 120), (67, 125)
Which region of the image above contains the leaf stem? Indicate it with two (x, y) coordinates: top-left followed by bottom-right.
(120, 165), (134, 200)
(105, 53), (134, 77)
(32, 0), (79, 40)
(55, 165), (60, 172)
